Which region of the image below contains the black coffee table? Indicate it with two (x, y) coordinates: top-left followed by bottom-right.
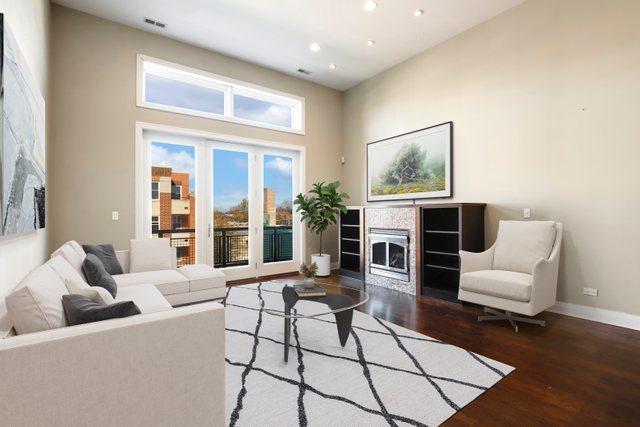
(264, 281), (369, 362)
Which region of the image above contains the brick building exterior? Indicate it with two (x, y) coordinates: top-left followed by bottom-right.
(151, 166), (196, 266)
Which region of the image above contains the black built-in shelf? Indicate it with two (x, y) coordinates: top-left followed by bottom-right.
(339, 207), (365, 282)
(420, 204), (485, 302)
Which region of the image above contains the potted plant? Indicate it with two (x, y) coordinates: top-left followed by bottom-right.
(299, 262), (318, 286)
(294, 181), (349, 276)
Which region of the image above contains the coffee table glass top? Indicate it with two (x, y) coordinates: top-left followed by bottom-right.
(262, 280), (369, 319)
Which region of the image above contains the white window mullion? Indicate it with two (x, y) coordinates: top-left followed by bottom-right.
(225, 86), (234, 118)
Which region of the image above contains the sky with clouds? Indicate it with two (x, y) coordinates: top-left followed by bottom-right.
(151, 141), (292, 211)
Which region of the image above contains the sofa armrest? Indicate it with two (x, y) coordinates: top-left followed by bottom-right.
(459, 244), (495, 274)
(116, 247), (177, 272)
(0, 302), (225, 425)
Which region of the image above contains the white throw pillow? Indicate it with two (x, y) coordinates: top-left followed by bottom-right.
(64, 279), (115, 305)
(493, 220), (557, 274)
(5, 263), (70, 335)
(129, 238), (172, 273)
(48, 255), (88, 291)
(50, 241), (86, 277)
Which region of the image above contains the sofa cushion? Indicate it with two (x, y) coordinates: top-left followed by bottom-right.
(112, 270), (189, 296)
(178, 265), (226, 292)
(460, 270), (533, 302)
(493, 220), (556, 274)
(5, 263), (70, 335)
(82, 243), (123, 275)
(129, 238), (172, 273)
(115, 284), (173, 314)
(48, 255), (88, 291)
(51, 241), (86, 277)
(62, 294), (140, 326)
(82, 254), (118, 298)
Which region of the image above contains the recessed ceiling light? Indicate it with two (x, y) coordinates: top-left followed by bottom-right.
(309, 43), (321, 52)
(363, 1), (378, 12)
(365, 40), (375, 47)
(413, 9), (424, 17)
(329, 64), (337, 70)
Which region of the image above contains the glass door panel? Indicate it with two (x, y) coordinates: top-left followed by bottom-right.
(149, 140), (196, 267)
(261, 153), (295, 271)
(210, 147), (253, 279)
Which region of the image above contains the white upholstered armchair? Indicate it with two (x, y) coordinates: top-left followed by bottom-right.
(458, 220), (563, 331)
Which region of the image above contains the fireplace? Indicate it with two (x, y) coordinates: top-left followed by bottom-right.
(368, 228), (410, 281)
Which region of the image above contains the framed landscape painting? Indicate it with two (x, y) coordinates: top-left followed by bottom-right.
(367, 122), (452, 202)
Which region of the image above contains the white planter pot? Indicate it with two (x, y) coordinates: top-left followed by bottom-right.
(311, 254), (331, 277)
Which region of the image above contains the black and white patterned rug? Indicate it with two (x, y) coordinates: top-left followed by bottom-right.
(224, 281), (513, 426)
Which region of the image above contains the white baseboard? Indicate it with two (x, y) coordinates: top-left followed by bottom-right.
(548, 302), (640, 331)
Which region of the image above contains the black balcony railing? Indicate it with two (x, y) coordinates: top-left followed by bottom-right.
(155, 226), (292, 268)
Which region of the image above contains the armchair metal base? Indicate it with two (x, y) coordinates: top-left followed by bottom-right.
(478, 307), (545, 332)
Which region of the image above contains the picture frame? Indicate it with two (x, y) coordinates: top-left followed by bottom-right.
(367, 122), (452, 202)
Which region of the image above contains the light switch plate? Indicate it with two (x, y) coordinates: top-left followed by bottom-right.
(523, 208), (531, 219)
(583, 287), (598, 297)
(112, 211), (119, 221)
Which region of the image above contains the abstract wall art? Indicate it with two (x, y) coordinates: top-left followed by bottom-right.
(1, 14), (46, 236)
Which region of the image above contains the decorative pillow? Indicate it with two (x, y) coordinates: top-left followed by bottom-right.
(82, 243), (123, 275)
(5, 263), (70, 335)
(50, 241), (86, 277)
(48, 255), (89, 291)
(62, 294), (140, 326)
(493, 220), (557, 274)
(129, 238), (172, 273)
(64, 278), (115, 305)
(82, 254), (118, 298)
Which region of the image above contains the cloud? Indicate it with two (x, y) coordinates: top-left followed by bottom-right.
(151, 143), (195, 175)
(265, 156), (292, 178)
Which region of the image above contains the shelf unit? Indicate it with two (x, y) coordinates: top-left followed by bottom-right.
(338, 207), (365, 281)
(419, 203), (485, 302)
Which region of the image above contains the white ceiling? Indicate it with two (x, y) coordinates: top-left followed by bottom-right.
(52, 0), (526, 91)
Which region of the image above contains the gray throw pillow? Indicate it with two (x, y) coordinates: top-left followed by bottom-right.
(82, 253), (118, 298)
(62, 294), (140, 326)
(82, 243), (123, 275)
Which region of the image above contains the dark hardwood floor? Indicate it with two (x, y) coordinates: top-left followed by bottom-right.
(259, 272), (640, 426)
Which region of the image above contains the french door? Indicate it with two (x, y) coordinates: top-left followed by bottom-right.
(206, 142), (301, 280)
(142, 130), (302, 281)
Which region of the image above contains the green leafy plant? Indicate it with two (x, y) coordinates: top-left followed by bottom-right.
(294, 181), (349, 256)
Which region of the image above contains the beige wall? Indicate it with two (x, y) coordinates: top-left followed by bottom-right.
(342, 0), (640, 315)
(49, 5), (343, 263)
(0, 0), (50, 299)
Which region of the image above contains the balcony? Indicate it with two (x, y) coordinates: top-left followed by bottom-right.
(155, 226), (292, 268)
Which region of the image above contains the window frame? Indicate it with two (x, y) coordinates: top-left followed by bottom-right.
(137, 54), (305, 135)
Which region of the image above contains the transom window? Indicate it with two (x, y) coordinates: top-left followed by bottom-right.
(137, 55), (305, 134)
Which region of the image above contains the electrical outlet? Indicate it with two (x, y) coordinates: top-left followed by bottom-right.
(112, 211), (119, 221)
(583, 287), (598, 297)
(523, 208), (531, 219)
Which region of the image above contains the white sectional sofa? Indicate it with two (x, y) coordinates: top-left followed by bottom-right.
(53, 240), (227, 306)
(0, 240), (227, 425)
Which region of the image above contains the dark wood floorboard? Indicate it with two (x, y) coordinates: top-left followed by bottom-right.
(265, 272), (640, 426)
